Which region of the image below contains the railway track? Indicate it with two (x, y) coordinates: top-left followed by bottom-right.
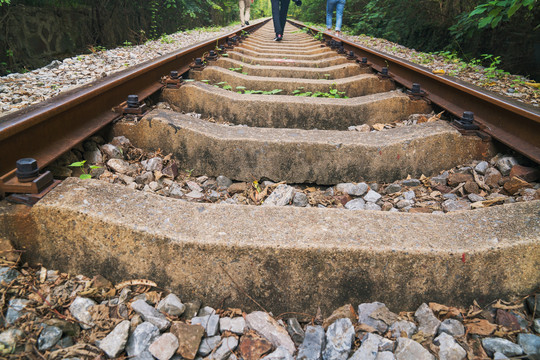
(0, 19), (538, 313)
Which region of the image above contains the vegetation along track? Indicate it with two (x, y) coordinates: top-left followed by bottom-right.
(0, 19), (539, 314)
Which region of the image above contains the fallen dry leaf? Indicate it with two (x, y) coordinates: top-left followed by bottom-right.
(372, 123), (385, 131)
(464, 319), (497, 336)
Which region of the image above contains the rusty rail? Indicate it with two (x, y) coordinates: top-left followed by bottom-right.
(0, 20), (269, 196)
(288, 19), (540, 164)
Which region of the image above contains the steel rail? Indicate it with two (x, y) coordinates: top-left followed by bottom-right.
(0, 20), (269, 192)
(288, 19), (540, 164)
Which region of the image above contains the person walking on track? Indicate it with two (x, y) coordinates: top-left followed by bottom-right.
(326, 0), (346, 36)
(239, 0), (253, 26)
(271, 0), (300, 41)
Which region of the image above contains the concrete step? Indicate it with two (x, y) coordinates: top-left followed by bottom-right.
(113, 109), (492, 184)
(162, 82), (430, 129)
(227, 50), (351, 68)
(212, 57), (366, 79)
(192, 66), (395, 97)
(237, 43), (329, 55)
(232, 46), (335, 60)
(5, 178), (537, 314)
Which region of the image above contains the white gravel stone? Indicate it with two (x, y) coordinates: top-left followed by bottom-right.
(349, 333), (381, 360)
(364, 190), (382, 203)
(157, 294), (185, 316)
(434, 332), (466, 360)
(263, 184), (295, 206)
(375, 352), (396, 360)
(198, 335), (221, 356)
(389, 321), (417, 339)
(395, 337), (434, 360)
(474, 161), (489, 174)
(149, 333), (179, 360)
(323, 318), (355, 360)
(131, 299), (171, 331)
(99, 320), (130, 358)
(245, 311), (295, 355)
(69, 297), (96, 329)
(345, 198), (366, 210)
(414, 303), (440, 336)
(210, 336), (238, 360)
(219, 317), (246, 334)
(191, 314), (220, 337)
(438, 319), (465, 337)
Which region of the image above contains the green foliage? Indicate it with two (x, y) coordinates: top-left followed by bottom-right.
(0, 0), (10, 5)
(68, 160), (101, 180)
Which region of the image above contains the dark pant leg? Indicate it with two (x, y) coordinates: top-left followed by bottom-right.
(279, 0), (290, 35)
(271, 0), (283, 35)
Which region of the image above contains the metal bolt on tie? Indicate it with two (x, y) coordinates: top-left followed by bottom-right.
(206, 50), (218, 61)
(406, 83), (428, 100)
(16, 158), (39, 183)
(453, 111), (480, 130)
(377, 67), (391, 80)
(127, 94), (140, 108)
(346, 51), (356, 60)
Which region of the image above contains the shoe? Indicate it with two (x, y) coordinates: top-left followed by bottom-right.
(245, 21), (249, 25)
(335, 31), (341, 37)
(273, 34), (282, 41)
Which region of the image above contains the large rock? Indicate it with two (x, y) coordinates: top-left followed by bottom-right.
(336, 183), (368, 196)
(263, 185), (295, 206)
(126, 322), (161, 359)
(322, 318), (355, 360)
(99, 320), (130, 358)
(209, 336), (238, 360)
(345, 198), (365, 210)
(69, 297), (96, 329)
(297, 325), (325, 360)
(191, 314), (219, 337)
(364, 190), (382, 203)
(0, 267), (20, 284)
(144, 157), (164, 172)
(149, 333), (179, 360)
(169, 322), (204, 360)
(390, 321), (417, 338)
(245, 311), (295, 354)
(438, 319), (465, 337)
(238, 330), (273, 360)
(37, 325), (63, 350)
(434, 332), (466, 360)
(358, 302), (391, 333)
(495, 156), (518, 176)
(220, 317), (246, 335)
(157, 294), (185, 317)
(101, 144), (123, 159)
(414, 303), (440, 336)
(394, 337), (434, 360)
(107, 159), (137, 176)
(198, 335), (221, 357)
(481, 338), (523, 357)
(517, 333), (540, 357)
(375, 352), (396, 360)
(131, 299), (171, 331)
(349, 333), (382, 360)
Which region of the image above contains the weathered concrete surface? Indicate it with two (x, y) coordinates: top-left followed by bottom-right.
(2, 178), (538, 315)
(112, 109), (493, 184)
(192, 67), (394, 97)
(239, 43), (330, 55)
(227, 51), (350, 68)
(163, 83), (430, 129)
(213, 57), (365, 79)
(233, 46), (334, 60)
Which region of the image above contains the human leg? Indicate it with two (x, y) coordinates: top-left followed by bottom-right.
(335, 0), (346, 32)
(239, 0), (246, 25)
(245, 0), (251, 24)
(271, 0), (283, 36)
(278, 0), (291, 35)
(326, 0), (337, 30)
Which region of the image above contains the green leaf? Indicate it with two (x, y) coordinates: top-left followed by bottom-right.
(478, 17), (492, 28)
(236, 86), (246, 90)
(69, 161), (86, 167)
(80, 174), (92, 180)
(491, 15), (503, 28)
(469, 6), (488, 16)
(89, 165), (102, 170)
(507, 2), (522, 16)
